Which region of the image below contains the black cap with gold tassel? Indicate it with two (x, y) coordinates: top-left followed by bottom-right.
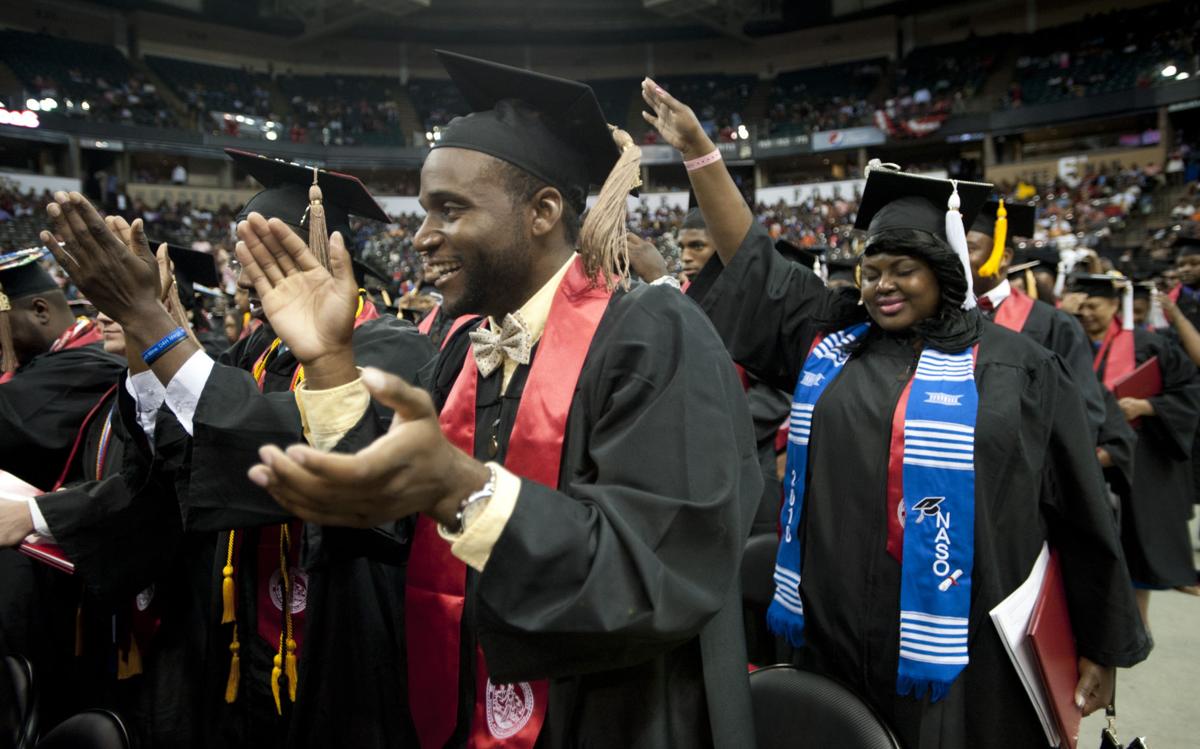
(0, 248), (60, 374)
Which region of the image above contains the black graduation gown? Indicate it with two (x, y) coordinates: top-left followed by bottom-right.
(0, 343), (124, 728)
(354, 281), (761, 749)
(688, 224), (1151, 749)
(1095, 328), (1200, 588)
(179, 316), (433, 749)
(990, 294), (1137, 502)
(1169, 288), (1200, 506)
(744, 376), (791, 534)
(35, 382), (209, 748)
(993, 296), (1107, 442)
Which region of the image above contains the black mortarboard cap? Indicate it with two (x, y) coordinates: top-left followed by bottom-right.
(681, 207), (707, 230)
(971, 200), (1037, 240)
(1070, 273), (1127, 299)
(1173, 233), (1200, 257)
(775, 239), (820, 270)
(0, 248), (57, 299)
(161, 243), (219, 311)
(854, 169), (991, 243)
(227, 149), (390, 239)
(433, 50), (621, 213)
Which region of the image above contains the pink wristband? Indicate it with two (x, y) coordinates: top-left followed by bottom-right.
(684, 149), (722, 172)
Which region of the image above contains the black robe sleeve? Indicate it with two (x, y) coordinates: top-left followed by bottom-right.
(472, 287), (762, 682)
(1096, 388), (1137, 501)
(1040, 357), (1152, 667)
(35, 391), (190, 602)
(184, 316), (435, 531)
(0, 347), (125, 490)
(1044, 306), (1107, 442)
(685, 222), (862, 393)
(1139, 329), (1200, 460)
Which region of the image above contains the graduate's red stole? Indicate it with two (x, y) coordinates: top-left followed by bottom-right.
(407, 256), (610, 749)
(991, 286), (1036, 334)
(1093, 318), (1136, 390)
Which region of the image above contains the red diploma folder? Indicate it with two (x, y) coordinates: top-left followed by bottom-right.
(1112, 357), (1162, 429)
(1027, 551), (1080, 749)
(0, 470), (75, 574)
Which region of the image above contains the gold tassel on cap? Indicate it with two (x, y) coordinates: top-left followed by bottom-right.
(307, 167), (331, 272)
(221, 531), (236, 624)
(579, 126), (642, 289)
(225, 625), (241, 703)
(0, 285), (16, 375)
(117, 638), (143, 680)
(979, 198), (1008, 278)
(1025, 269), (1038, 300)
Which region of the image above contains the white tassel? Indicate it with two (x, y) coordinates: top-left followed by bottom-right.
(815, 258), (826, 282)
(1121, 279), (1134, 331)
(1053, 260), (1068, 299)
(1148, 287), (1169, 330)
(945, 181), (975, 310)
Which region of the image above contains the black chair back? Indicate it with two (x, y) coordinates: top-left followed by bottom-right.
(4, 655), (36, 749)
(750, 665), (900, 749)
(36, 710), (130, 749)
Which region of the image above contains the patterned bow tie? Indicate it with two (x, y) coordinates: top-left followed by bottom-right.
(470, 312), (532, 378)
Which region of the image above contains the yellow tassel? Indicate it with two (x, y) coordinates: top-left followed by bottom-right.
(979, 198), (1007, 278)
(0, 287), (15, 374)
(1025, 269), (1038, 300)
(221, 531), (236, 624)
(271, 653), (283, 715)
(579, 126), (642, 290)
(116, 638), (143, 680)
(285, 637), (298, 702)
(225, 625), (240, 703)
(307, 167), (331, 272)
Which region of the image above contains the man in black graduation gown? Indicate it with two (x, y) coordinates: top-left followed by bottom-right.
(968, 200), (1108, 440)
(41, 159), (434, 748)
(239, 52), (759, 749)
(0, 249), (126, 728)
(654, 82), (1148, 745)
(1074, 274), (1200, 613)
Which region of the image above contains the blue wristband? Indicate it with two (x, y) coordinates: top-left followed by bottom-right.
(142, 326), (188, 365)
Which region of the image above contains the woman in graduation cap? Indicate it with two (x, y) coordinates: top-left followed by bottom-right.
(1072, 273), (1200, 618)
(652, 85), (1151, 746)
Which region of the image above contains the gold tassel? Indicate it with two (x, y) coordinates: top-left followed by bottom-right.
(0, 287), (16, 374)
(579, 126), (642, 290)
(221, 531), (236, 624)
(285, 637), (298, 702)
(271, 653), (283, 715)
(979, 198), (1007, 278)
(224, 625), (240, 703)
(307, 167), (331, 272)
(116, 638), (143, 680)
(1025, 269), (1038, 300)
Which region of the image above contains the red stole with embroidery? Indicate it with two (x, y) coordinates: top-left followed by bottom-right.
(1093, 318), (1136, 390)
(406, 256), (611, 748)
(992, 286), (1036, 334)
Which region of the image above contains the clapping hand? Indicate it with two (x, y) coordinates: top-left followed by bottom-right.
(40, 192), (162, 325)
(248, 367), (490, 528)
(234, 213), (358, 389)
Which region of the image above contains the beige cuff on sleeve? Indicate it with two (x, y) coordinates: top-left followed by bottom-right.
(295, 373), (370, 452)
(437, 463), (521, 572)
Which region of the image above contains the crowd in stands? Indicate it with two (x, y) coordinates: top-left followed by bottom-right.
(1, 0), (1195, 143)
(0, 155), (1176, 310)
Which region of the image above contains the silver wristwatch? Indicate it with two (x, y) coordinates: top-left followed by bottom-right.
(444, 464), (497, 536)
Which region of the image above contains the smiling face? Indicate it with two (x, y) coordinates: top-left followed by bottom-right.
(1177, 251), (1200, 287)
(860, 252), (942, 332)
(415, 148), (543, 319)
(1078, 295), (1119, 338)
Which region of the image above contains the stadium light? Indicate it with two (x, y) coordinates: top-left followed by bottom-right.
(81, 101), (90, 111)
(737, 124), (749, 139)
(265, 130), (278, 141)
(1178, 72), (1191, 81)
(1162, 64), (1178, 77)
(40, 98), (57, 111)
(26, 99), (39, 111)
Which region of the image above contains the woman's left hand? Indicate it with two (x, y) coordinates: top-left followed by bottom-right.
(1074, 657), (1115, 716)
